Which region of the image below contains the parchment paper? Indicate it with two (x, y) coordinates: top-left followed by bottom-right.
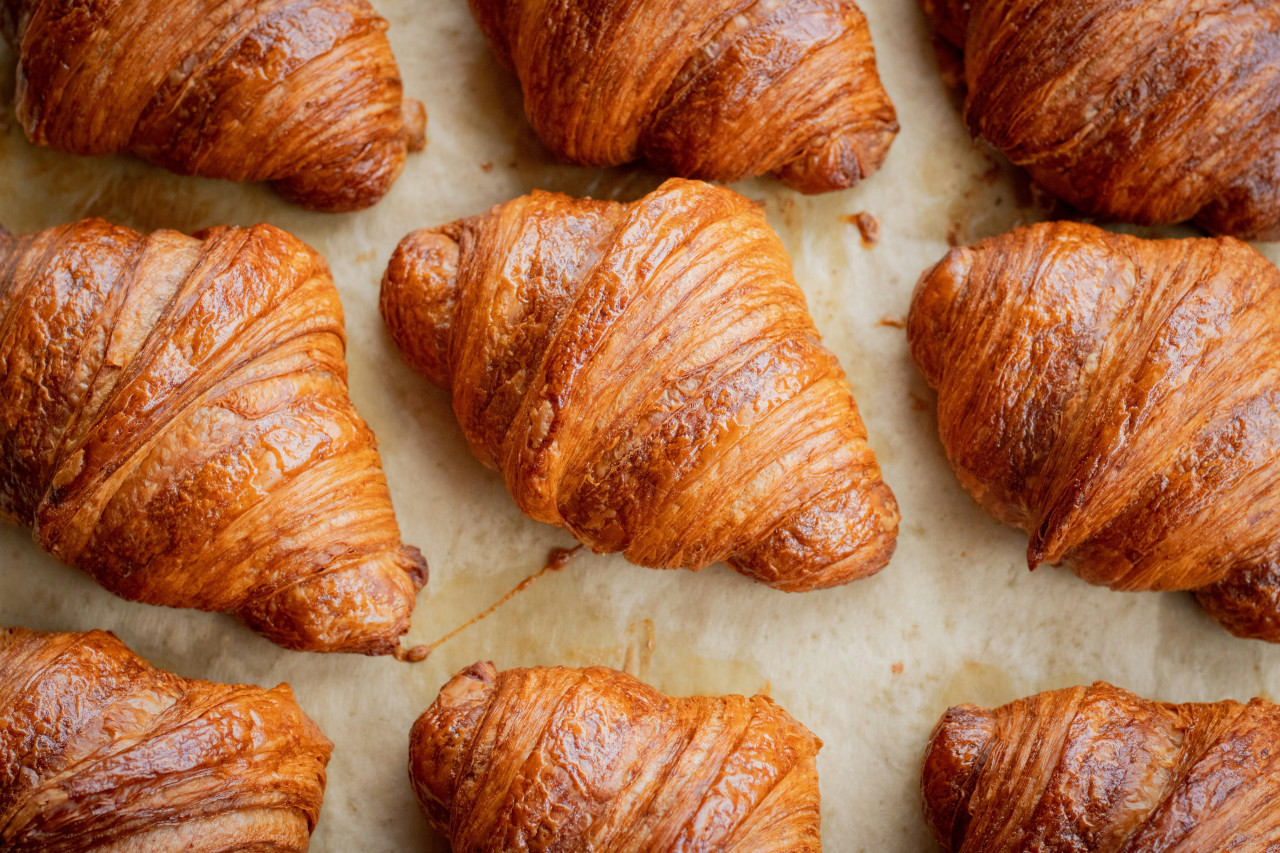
(3, 3), (1279, 850)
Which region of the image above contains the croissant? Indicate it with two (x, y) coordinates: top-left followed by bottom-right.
(908, 221), (1280, 641)
(919, 0), (1280, 240)
(0, 218), (426, 655)
(1, 0), (425, 212)
(381, 178), (899, 591)
(468, 0), (898, 193)
(409, 661), (822, 851)
(1, 626), (332, 852)
(922, 681), (1280, 851)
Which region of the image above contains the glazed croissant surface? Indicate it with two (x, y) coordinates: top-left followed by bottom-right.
(469, 0), (898, 193)
(908, 221), (1280, 640)
(0, 219), (426, 655)
(1, 0), (426, 212)
(381, 178), (899, 591)
(410, 661), (822, 852)
(920, 0), (1280, 240)
(0, 626), (332, 852)
(922, 681), (1280, 852)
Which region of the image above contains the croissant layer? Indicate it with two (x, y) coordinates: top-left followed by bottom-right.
(381, 178), (898, 591)
(922, 682), (1280, 852)
(920, 0), (1280, 239)
(0, 219), (426, 654)
(469, 0), (897, 193)
(0, 626), (332, 852)
(410, 662), (822, 852)
(1, 0), (426, 211)
(908, 221), (1280, 640)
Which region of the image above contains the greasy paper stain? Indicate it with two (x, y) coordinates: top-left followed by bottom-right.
(404, 545), (581, 661)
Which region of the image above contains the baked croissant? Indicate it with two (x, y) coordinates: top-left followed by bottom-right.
(908, 221), (1280, 641)
(0, 219), (426, 655)
(1, 626), (332, 852)
(381, 178), (899, 591)
(1, 0), (426, 212)
(920, 0), (1280, 240)
(922, 681), (1280, 852)
(468, 0), (898, 193)
(409, 661), (822, 852)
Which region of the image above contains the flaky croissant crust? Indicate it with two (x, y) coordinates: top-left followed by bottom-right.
(410, 661), (822, 852)
(470, 0), (897, 193)
(922, 682), (1280, 852)
(908, 221), (1280, 641)
(0, 627), (332, 852)
(381, 178), (898, 591)
(920, 0), (1280, 240)
(1, 0), (426, 212)
(0, 219), (426, 655)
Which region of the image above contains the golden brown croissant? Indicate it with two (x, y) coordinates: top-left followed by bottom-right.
(468, 0), (897, 193)
(0, 626), (332, 852)
(381, 178), (899, 591)
(409, 661), (822, 852)
(922, 681), (1280, 852)
(0, 219), (426, 655)
(1, 0), (426, 212)
(908, 221), (1280, 641)
(920, 0), (1280, 240)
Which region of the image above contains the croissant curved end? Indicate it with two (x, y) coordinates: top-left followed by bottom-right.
(907, 246), (973, 390)
(238, 546), (428, 656)
(403, 98), (428, 152)
(381, 229), (462, 389)
(729, 481), (899, 590)
(407, 661), (497, 831)
(1197, 562), (1280, 643)
(775, 120), (900, 195)
(921, 704), (996, 851)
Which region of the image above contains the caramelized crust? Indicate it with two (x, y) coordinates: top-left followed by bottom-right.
(0, 0), (426, 212)
(919, 0), (1280, 239)
(0, 626), (332, 852)
(409, 662), (822, 852)
(381, 178), (899, 591)
(468, 0), (897, 193)
(908, 221), (1280, 640)
(0, 219), (426, 655)
(922, 682), (1280, 852)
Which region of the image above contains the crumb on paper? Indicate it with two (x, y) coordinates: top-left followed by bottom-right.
(909, 391), (929, 413)
(480, 161), (494, 172)
(877, 314), (906, 329)
(891, 662), (904, 676)
(839, 211), (880, 247)
(354, 249), (377, 264)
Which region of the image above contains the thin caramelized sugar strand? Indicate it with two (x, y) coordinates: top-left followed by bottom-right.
(922, 682), (1280, 852)
(908, 220), (1280, 641)
(0, 627), (332, 852)
(919, 0), (1280, 239)
(0, 0), (426, 212)
(0, 219), (426, 655)
(381, 178), (899, 592)
(410, 662), (823, 852)
(469, 0), (897, 192)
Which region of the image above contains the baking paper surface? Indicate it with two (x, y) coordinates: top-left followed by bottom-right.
(2, 3), (1279, 850)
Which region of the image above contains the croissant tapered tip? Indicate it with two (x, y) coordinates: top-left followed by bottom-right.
(921, 703), (996, 851)
(403, 99), (428, 152)
(908, 247), (974, 389)
(381, 229), (462, 389)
